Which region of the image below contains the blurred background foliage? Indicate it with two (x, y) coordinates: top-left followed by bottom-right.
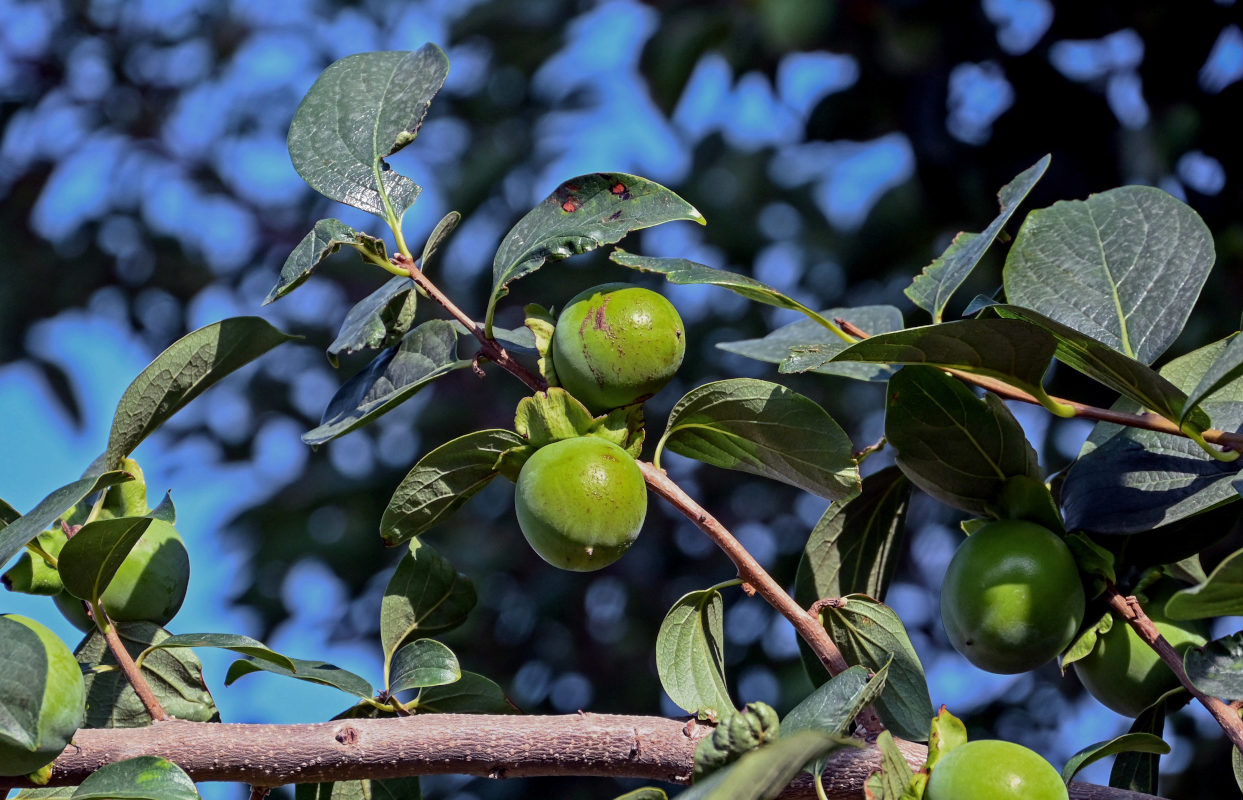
(2, 1), (1242, 798)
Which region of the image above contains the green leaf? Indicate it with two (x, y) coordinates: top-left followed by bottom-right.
(1003, 185), (1214, 365)
(513, 387), (597, 446)
(380, 540), (477, 679)
(287, 46), (448, 219)
(0, 498), (19, 526)
(297, 777), (421, 800)
(484, 173), (703, 334)
(1109, 701), (1165, 793)
(1234, 744), (1243, 794)
(817, 595), (933, 742)
(996, 475), (1064, 533)
(1183, 632), (1243, 699)
(718, 305), (904, 382)
(1182, 331), (1243, 424)
(387, 639), (460, 694)
(925, 706), (968, 772)
(656, 587), (734, 720)
(105, 317), (296, 468)
(414, 671), (515, 714)
(225, 656), (373, 702)
(76, 622), (219, 727)
(524, 304), (559, 387)
(676, 730), (856, 800)
(58, 516), (154, 604)
(303, 320), (469, 446)
(883, 366), (1040, 517)
(613, 789), (668, 800)
(327, 276), (418, 366)
(781, 663), (887, 739)
(265, 219), (388, 306)
(905, 155), (1049, 321)
(793, 466), (911, 608)
(380, 429), (526, 545)
(134, 633), (295, 673)
(71, 756), (199, 800)
(13, 787), (77, 799)
(0, 472), (132, 570)
(420, 211), (460, 273)
(3, 528), (68, 596)
(1165, 548), (1243, 619)
(1062, 733), (1170, 784)
(870, 730), (915, 800)
(0, 617), (49, 751)
(659, 379), (860, 502)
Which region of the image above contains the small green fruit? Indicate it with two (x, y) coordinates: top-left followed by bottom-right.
(514, 436), (647, 571)
(0, 615), (85, 777)
(552, 283), (685, 413)
(54, 520), (190, 631)
(940, 520), (1084, 674)
(925, 739), (1068, 800)
(1073, 584), (1209, 717)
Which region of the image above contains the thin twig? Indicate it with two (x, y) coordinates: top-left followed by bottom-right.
(96, 606), (169, 722)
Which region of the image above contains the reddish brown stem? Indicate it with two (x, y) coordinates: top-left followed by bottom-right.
(1104, 586), (1243, 755)
(96, 606), (169, 722)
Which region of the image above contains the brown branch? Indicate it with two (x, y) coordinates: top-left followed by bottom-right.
(0, 714), (1164, 800)
(93, 605), (168, 722)
(1104, 587), (1243, 755)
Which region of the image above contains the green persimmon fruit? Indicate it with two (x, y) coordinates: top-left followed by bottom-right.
(0, 615), (85, 777)
(1073, 584), (1209, 717)
(552, 283), (685, 413)
(940, 520), (1084, 674)
(925, 739), (1068, 800)
(53, 519), (190, 631)
(514, 436), (647, 571)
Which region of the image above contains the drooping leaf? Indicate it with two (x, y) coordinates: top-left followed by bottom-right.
(380, 429), (526, 545)
(287, 46), (448, 219)
(1182, 632), (1243, 701)
(105, 317), (296, 468)
(659, 379), (859, 502)
(414, 671), (516, 714)
(327, 276), (418, 366)
(718, 305), (904, 382)
(781, 663), (887, 739)
(0, 617), (50, 752)
(135, 633), (295, 673)
(303, 320), (469, 446)
(676, 730), (856, 800)
(265, 219), (388, 306)
(655, 587), (734, 720)
(387, 638), (460, 694)
(794, 466), (911, 607)
(71, 756), (199, 800)
(1182, 332), (1243, 424)
(816, 595), (933, 742)
(380, 540), (477, 672)
(1062, 733), (1170, 784)
(224, 656), (373, 702)
(296, 776), (421, 800)
(0, 471), (132, 570)
(883, 366), (1040, 517)
(906, 155), (1049, 322)
(484, 173), (703, 333)
(57, 516), (153, 604)
(1165, 548), (1243, 620)
(1003, 185), (1214, 365)
(1109, 701), (1166, 793)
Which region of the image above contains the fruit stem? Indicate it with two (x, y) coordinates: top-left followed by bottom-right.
(395, 253), (548, 393)
(95, 604), (170, 722)
(1104, 585), (1243, 756)
(637, 460), (886, 737)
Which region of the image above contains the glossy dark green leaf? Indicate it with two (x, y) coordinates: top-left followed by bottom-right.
(1062, 733), (1170, 784)
(1004, 185), (1214, 365)
(380, 429), (525, 545)
(135, 633), (295, 673)
(655, 587), (734, 720)
(0, 499), (18, 526)
(225, 656), (373, 701)
(414, 671), (515, 714)
(1182, 332), (1243, 424)
(1109, 701), (1165, 793)
(297, 776), (421, 800)
(906, 155), (1049, 322)
(793, 466), (910, 607)
(884, 366), (1040, 517)
(264, 219), (388, 306)
(58, 516), (154, 604)
(388, 639), (460, 694)
(717, 305), (903, 382)
(0, 617), (49, 751)
(781, 663), (886, 739)
(71, 756), (199, 800)
(327, 276), (418, 366)
(76, 622), (219, 727)
(659, 379), (859, 502)
(287, 46), (448, 218)
(303, 320), (469, 446)
(420, 210), (460, 274)
(105, 317), (296, 468)
(0, 472), (132, 570)
(676, 730), (856, 800)
(1166, 548), (1243, 620)
(1183, 632), (1243, 701)
(380, 540), (477, 671)
(818, 595), (932, 742)
(485, 173), (703, 333)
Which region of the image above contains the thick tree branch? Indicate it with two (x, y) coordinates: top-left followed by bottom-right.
(0, 714), (1165, 800)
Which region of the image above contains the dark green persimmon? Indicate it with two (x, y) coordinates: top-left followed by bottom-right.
(514, 436), (647, 571)
(552, 283), (685, 413)
(925, 739), (1068, 800)
(940, 520), (1084, 674)
(0, 615), (85, 777)
(1073, 583), (1208, 717)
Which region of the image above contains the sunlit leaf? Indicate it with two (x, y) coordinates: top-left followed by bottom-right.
(1166, 548), (1243, 619)
(0, 471), (131, 570)
(1183, 632), (1243, 701)
(135, 633), (295, 673)
(388, 638), (460, 694)
(265, 219), (388, 306)
(676, 730), (856, 800)
(380, 540), (476, 671)
(414, 671), (515, 714)
(656, 587), (734, 720)
(781, 663), (887, 740)
(1062, 733), (1169, 784)
(225, 656), (373, 702)
(71, 756), (199, 800)
(1182, 331), (1243, 424)
(58, 516), (153, 604)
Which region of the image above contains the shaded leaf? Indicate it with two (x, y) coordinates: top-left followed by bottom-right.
(420, 212), (460, 270)
(0, 472), (132, 570)
(388, 639), (460, 694)
(781, 663), (887, 740)
(718, 306), (904, 382)
(414, 671), (516, 714)
(485, 173), (703, 333)
(677, 730), (856, 800)
(1183, 632), (1243, 700)
(327, 276), (418, 366)
(1062, 734), (1170, 784)
(136, 633), (295, 673)
(225, 656), (373, 702)
(1109, 702), (1165, 793)
(265, 219), (388, 306)
(71, 756), (199, 800)
(304, 320), (469, 446)
(1166, 548), (1243, 620)
(58, 516), (153, 604)
(656, 587), (734, 720)
(0, 617), (50, 751)
(659, 379), (859, 502)
(297, 776), (420, 800)
(380, 540), (477, 669)
(287, 47), (448, 218)
(1003, 185), (1214, 365)
(0, 498), (19, 526)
